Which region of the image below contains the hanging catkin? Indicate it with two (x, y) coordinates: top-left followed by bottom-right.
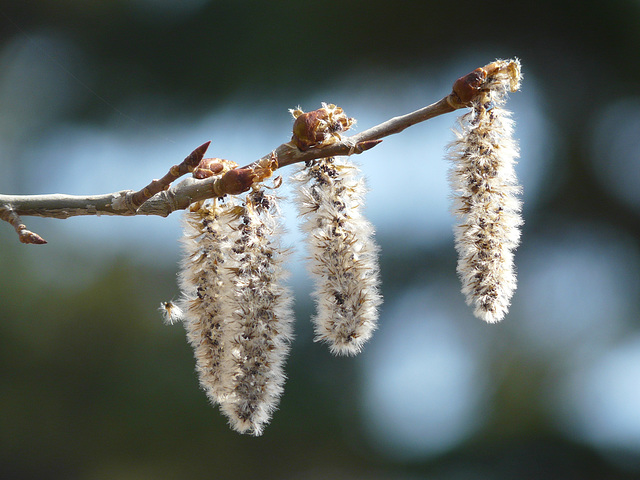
(219, 189), (295, 436)
(448, 59), (523, 323)
(293, 156), (381, 355)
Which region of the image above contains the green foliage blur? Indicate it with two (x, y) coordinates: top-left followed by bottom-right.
(2, 1), (640, 479)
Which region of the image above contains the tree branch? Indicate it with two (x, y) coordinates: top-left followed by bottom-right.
(1, 60), (504, 244)
(1, 98), (454, 211)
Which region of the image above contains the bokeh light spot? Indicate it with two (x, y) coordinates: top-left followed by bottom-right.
(361, 285), (489, 460)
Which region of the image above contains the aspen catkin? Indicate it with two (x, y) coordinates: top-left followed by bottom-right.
(177, 200), (235, 403)
(219, 189), (295, 436)
(294, 157), (381, 355)
(448, 59), (523, 323)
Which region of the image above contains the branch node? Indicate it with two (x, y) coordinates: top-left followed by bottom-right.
(123, 191), (140, 213)
(253, 152), (278, 182)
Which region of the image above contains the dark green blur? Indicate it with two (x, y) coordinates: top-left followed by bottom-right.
(1, 1), (640, 478)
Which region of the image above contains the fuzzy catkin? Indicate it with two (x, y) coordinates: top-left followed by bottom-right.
(294, 157), (381, 356)
(448, 60), (523, 323)
(219, 189), (294, 436)
(177, 200), (235, 403)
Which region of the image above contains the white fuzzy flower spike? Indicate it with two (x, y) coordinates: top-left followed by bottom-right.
(220, 189), (294, 436)
(177, 199), (235, 403)
(448, 58), (523, 323)
(294, 157), (381, 356)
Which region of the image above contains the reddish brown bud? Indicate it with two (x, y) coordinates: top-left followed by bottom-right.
(218, 168), (256, 195)
(354, 139), (382, 153)
(19, 229), (47, 245)
(450, 67), (487, 107)
(292, 109), (329, 151)
(193, 158), (228, 179)
(291, 104), (354, 151)
(184, 141), (211, 171)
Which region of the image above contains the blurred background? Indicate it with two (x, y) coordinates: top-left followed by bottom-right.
(1, 1), (640, 478)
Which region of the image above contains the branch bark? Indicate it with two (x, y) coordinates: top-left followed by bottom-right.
(1, 60), (501, 244)
(1, 98), (454, 213)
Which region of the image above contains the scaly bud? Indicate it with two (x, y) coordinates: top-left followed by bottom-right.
(291, 103), (355, 151)
(448, 59), (522, 108)
(216, 168), (257, 196)
(193, 158), (237, 179)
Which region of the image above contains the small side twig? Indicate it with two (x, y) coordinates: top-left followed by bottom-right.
(0, 207), (47, 244)
(128, 141), (211, 210)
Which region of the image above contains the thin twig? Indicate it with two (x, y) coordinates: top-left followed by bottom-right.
(0, 206), (47, 244)
(129, 140), (211, 209)
(1, 96), (456, 218)
(248, 96), (455, 170)
(0, 71), (478, 245)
